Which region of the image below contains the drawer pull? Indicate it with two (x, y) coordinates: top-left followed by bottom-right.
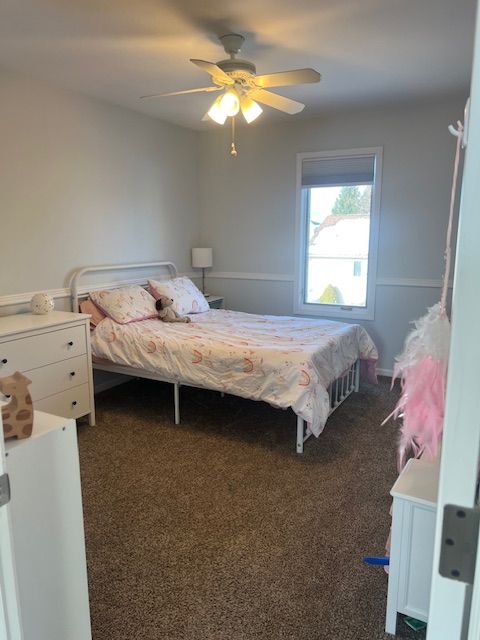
(68, 341), (74, 347)
(70, 371), (76, 377)
(1, 358), (7, 364)
(72, 400), (77, 406)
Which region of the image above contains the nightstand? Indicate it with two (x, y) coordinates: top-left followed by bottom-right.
(205, 295), (224, 309)
(385, 456), (439, 634)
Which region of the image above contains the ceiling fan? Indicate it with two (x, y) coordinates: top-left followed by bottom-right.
(141, 33), (321, 131)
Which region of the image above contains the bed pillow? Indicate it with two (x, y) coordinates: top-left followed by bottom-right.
(89, 286), (157, 324)
(148, 277), (209, 315)
(80, 299), (107, 328)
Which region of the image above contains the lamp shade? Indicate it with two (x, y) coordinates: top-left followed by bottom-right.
(192, 248), (213, 269)
(207, 97), (227, 125)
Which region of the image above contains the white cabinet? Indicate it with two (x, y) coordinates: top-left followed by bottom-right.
(385, 457), (439, 635)
(0, 311), (95, 425)
(5, 411), (91, 640)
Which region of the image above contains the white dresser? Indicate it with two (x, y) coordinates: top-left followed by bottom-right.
(5, 411), (91, 639)
(385, 456), (440, 635)
(0, 311), (95, 425)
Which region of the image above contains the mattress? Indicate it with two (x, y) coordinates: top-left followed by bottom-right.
(91, 309), (378, 436)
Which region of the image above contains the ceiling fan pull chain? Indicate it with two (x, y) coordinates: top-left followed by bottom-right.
(230, 116), (238, 157)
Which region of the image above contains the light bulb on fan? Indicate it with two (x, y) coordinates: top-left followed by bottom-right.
(207, 96), (227, 124)
(218, 90), (240, 117)
(240, 96), (263, 123)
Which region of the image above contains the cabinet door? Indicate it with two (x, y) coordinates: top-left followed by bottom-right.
(0, 414), (22, 640)
(6, 415), (91, 640)
(397, 502), (436, 621)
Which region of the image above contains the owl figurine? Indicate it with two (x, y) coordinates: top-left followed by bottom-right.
(30, 293), (55, 315)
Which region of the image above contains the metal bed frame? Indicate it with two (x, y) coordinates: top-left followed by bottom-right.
(70, 261), (360, 454)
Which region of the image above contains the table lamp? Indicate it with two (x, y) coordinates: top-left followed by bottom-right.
(192, 248), (213, 295)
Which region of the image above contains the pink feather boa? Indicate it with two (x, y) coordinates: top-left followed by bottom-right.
(384, 302), (450, 470)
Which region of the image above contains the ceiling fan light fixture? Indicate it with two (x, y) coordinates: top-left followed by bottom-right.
(218, 89), (240, 117)
(207, 96), (227, 125)
(240, 96), (263, 123)
(144, 34), (321, 153)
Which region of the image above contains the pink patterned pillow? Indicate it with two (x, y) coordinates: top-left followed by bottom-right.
(90, 286), (157, 324)
(148, 277), (209, 315)
(80, 300), (106, 328)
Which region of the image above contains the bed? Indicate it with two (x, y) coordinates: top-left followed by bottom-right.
(70, 261), (378, 453)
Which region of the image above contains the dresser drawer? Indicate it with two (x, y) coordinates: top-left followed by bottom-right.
(26, 356), (89, 402)
(0, 325), (86, 375)
(34, 384), (91, 420)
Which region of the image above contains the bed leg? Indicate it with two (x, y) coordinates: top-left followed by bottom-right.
(296, 415), (304, 454)
(354, 359), (360, 392)
(174, 383), (180, 425)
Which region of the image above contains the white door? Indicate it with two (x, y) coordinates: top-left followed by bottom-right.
(0, 413), (22, 640)
(427, 3), (480, 638)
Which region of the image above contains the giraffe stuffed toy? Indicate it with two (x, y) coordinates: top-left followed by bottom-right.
(0, 371), (34, 440)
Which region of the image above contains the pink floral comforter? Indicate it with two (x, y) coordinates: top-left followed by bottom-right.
(91, 309), (378, 436)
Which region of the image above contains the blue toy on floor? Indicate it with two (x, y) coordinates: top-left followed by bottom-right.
(362, 556), (390, 566)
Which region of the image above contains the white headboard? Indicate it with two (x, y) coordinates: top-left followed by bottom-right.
(69, 261), (178, 312)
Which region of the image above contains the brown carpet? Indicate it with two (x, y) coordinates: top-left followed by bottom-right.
(77, 377), (426, 640)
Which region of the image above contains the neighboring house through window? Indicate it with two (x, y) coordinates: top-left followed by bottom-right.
(294, 147), (382, 320)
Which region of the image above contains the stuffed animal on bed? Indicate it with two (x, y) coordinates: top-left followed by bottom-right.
(155, 296), (191, 323)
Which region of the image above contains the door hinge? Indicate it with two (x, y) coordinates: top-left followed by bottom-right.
(0, 473), (10, 507)
(439, 504), (479, 585)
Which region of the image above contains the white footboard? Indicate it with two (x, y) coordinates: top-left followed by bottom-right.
(296, 359), (360, 454)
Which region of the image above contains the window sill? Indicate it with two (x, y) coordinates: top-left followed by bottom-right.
(294, 302), (374, 322)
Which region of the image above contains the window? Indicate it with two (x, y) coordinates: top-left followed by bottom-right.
(294, 148), (382, 320)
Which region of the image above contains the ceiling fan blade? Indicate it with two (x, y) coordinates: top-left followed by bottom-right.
(249, 89), (305, 115)
(190, 59), (234, 85)
(254, 68), (321, 88)
(140, 86), (222, 99)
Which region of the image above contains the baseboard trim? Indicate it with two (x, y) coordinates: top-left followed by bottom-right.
(0, 287), (70, 308)
(0, 272), (198, 309)
(376, 277), (452, 288)
(376, 367), (394, 378)
(208, 272), (294, 282)
(0, 272), (452, 309)
(207, 272), (452, 289)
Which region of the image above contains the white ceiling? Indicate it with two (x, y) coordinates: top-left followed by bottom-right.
(0, 0), (476, 130)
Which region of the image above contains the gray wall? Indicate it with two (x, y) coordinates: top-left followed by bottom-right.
(198, 97), (465, 372)
(0, 67), (200, 310)
(0, 67), (464, 375)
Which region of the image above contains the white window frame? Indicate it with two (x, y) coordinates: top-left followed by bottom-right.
(293, 147), (383, 321)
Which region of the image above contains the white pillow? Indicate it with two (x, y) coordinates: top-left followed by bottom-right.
(90, 285), (157, 324)
(148, 277), (209, 314)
